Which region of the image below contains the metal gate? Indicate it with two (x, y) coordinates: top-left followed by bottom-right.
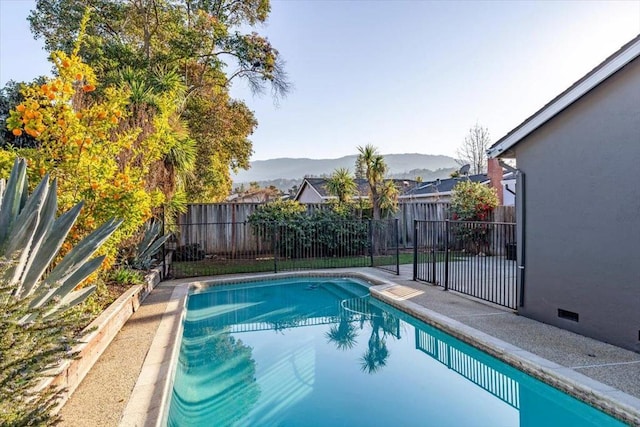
(413, 220), (518, 309)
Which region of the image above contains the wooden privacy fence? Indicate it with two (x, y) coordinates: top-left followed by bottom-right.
(179, 203), (328, 226)
(176, 202), (515, 252)
(169, 219), (401, 278)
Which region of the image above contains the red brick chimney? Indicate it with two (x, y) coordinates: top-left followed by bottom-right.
(487, 158), (504, 205)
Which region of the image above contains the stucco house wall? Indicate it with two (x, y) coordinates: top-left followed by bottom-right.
(508, 55), (640, 351)
(296, 184), (324, 203)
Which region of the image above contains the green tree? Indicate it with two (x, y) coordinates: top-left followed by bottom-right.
(115, 64), (196, 215)
(30, 0), (289, 95)
(326, 167), (357, 204)
(184, 89), (257, 202)
(287, 184), (299, 197)
(378, 180), (399, 218)
(28, 0), (290, 205)
(356, 145), (396, 220)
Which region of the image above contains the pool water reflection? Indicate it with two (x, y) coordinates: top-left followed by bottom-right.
(167, 277), (625, 427)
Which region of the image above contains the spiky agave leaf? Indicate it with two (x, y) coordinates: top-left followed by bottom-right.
(20, 202), (83, 297)
(43, 285), (97, 319)
(138, 234), (169, 263)
(137, 220), (161, 256)
(4, 210), (39, 293)
(31, 256), (104, 310)
(7, 176), (58, 295)
(0, 158), (28, 249)
(39, 218), (122, 293)
(131, 219), (170, 269)
(0, 157), (121, 316)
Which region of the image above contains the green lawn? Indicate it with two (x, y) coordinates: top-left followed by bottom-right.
(170, 252), (415, 278)
(168, 250), (465, 279)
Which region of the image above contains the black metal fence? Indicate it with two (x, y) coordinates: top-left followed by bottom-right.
(413, 220), (518, 309)
(370, 219), (400, 275)
(169, 219), (400, 278)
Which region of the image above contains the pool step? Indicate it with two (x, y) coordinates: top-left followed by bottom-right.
(317, 280), (368, 301)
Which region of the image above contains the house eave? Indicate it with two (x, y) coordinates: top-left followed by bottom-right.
(488, 35), (640, 159)
(292, 181), (308, 201)
(294, 179), (325, 202)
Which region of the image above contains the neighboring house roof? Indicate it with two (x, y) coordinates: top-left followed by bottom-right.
(488, 34), (640, 158)
(293, 177), (331, 201)
(225, 189), (279, 203)
(400, 174), (488, 199)
(294, 177), (419, 202)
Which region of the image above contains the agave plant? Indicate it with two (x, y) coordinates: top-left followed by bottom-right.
(0, 158), (121, 316)
(130, 218), (170, 270)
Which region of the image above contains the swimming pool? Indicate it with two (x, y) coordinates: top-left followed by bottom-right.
(166, 277), (625, 426)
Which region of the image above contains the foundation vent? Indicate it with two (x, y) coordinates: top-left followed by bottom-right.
(557, 308), (579, 322)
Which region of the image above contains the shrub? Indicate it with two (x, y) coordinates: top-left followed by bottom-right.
(107, 267), (145, 287)
(247, 201), (369, 259)
(450, 180), (499, 221)
(450, 181), (499, 254)
(308, 210), (369, 257)
(247, 199), (305, 223)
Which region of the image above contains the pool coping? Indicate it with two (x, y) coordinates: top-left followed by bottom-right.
(119, 271), (640, 426)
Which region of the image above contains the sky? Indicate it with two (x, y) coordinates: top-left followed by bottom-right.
(1, 1), (639, 161)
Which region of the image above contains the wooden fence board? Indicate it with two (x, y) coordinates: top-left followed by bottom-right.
(176, 202), (515, 253)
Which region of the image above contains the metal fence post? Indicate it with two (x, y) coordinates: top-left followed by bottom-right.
(161, 206), (167, 279)
(395, 218), (400, 275)
(273, 222), (279, 273)
(369, 219), (374, 267)
(444, 219), (450, 291)
(431, 223), (436, 284)
(413, 220), (418, 281)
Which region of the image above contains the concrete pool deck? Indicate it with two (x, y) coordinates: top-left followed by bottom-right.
(59, 266), (640, 426)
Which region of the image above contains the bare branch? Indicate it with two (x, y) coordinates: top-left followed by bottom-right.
(455, 123), (491, 175)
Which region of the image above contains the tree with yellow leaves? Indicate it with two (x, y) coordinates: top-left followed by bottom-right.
(4, 45), (161, 264)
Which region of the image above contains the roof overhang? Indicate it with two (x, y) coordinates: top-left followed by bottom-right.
(293, 178), (331, 202)
(488, 35), (640, 158)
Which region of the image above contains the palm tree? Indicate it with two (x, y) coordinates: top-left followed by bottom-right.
(118, 65), (195, 213)
(378, 180), (399, 218)
(356, 145), (388, 220)
(326, 168), (357, 204)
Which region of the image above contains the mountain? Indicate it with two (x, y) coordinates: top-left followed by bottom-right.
(232, 153), (459, 185)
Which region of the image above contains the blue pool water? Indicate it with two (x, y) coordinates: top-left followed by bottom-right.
(167, 277), (625, 427)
